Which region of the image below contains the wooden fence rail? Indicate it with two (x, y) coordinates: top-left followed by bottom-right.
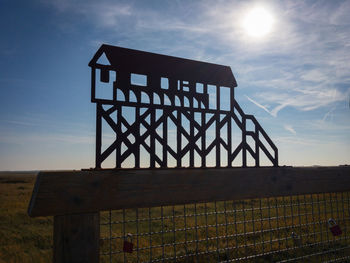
(28, 166), (350, 262)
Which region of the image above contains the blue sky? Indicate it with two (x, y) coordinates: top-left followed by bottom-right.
(0, 0), (349, 170)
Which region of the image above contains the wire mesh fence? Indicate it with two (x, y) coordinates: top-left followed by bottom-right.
(100, 192), (350, 262)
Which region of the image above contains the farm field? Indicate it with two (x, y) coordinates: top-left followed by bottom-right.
(0, 171), (349, 263)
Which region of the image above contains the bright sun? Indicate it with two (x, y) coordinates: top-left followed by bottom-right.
(243, 7), (274, 37)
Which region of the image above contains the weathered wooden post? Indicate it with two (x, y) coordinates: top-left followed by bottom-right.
(53, 213), (99, 263)
(28, 172), (100, 263)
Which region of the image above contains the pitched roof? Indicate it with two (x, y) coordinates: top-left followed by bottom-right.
(89, 44), (237, 88)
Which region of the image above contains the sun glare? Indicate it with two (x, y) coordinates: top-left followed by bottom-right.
(243, 7), (274, 37)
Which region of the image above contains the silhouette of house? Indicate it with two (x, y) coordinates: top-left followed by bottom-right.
(89, 44), (278, 169)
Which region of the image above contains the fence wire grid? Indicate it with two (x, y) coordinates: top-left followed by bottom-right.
(100, 192), (350, 262)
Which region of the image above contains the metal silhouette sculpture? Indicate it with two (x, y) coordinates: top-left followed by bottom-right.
(89, 44), (278, 169)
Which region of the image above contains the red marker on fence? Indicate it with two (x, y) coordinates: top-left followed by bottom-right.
(328, 218), (342, 236)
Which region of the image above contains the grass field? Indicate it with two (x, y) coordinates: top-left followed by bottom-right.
(0, 172), (349, 263)
(0, 172), (52, 263)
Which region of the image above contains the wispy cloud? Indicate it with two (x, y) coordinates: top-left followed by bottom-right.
(283, 124), (296, 134)
(87, 3), (132, 28)
(322, 106), (336, 122)
(249, 86), (348, 115)
(245, 95), (270, 114)
(245, 95), (289, 117)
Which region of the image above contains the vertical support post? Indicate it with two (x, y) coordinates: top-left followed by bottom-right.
(242, 116), (247, 168)
(255, 126), (260, 167)
(227, 113), (232, 168)
(189, 82), (195, 168)
(116, 105), (122, 168)
(275, 148), (279, 167)
(91, 68), (96, 102)
(201, 108), (206, 168)
(53, 212), (100, 263)
(201, 84), (208, 168)
(228, 87), (234, 167)
(135, 106), (140, 168)
(150, 107), (156, 168)
(163, 110), (168, 167)
(177, 109), (182, 168)
(216, 85), (220, 168)
(95, 103), (102, 169)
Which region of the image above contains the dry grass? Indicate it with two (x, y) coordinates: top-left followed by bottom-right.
(0, 172), (52, 263)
